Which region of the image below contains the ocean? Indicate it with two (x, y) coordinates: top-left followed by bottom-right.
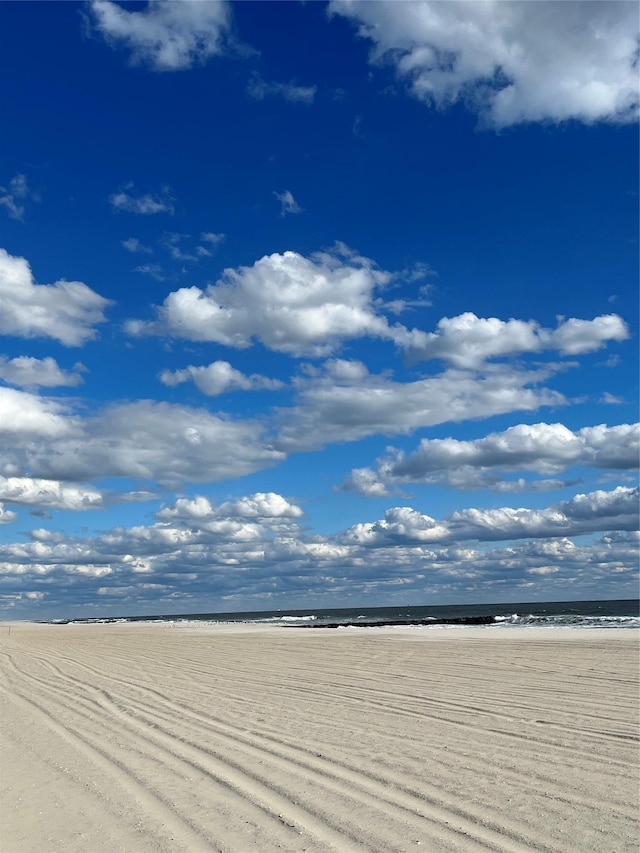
(55, 598), (640, 629)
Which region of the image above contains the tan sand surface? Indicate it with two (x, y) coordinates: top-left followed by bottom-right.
(1, 623), (638, 852)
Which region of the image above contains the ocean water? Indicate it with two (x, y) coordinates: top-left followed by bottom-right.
(60, 598), (640, 630)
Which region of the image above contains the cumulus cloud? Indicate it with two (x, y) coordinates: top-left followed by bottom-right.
(157, 492), (303, 521)
(0, 249), (111, 346)
(550, 315), (631, 356)
(0, 387), (76, 442)
(276, 360), (566, 451)
(0, 490), (636, 613)
(0, 356), (85, 389)
(331, 0), (639, 126)
(0, 398), (284, 489)
(343, 422), (640, 495)
(273, 190), (303, 217)
(0, 174), (37, 221)
(125, 243), (629, 364)
(247, 73), (317, 105)
(109, 184), (175, 215)
(127, 244), (414, 356)
(339, 486), (639, 547)
(405, 312), (629, 367)
(0, 477), (103, 511)
(159, 360), (283, 396)
(89, 0), (231, 71)
(219, 492), (304, 519)
(342, 466), (392, 499)
(0, 505), (17, 525)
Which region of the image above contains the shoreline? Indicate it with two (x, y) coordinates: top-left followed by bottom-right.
(3, 619), (638, 638)
(2, 623), (638, 852)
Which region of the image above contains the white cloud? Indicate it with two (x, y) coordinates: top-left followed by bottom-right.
(200, 231), (225, 247)
(578, 424), (640, 469)
(218, 492), (304, 519)
(600, 392), (624, 405)
(276, 360), (566, 451)
(0, 477), (103, 511)
(157, 492), (303, 521)
(0, 505), (17, 525)
(0, 356), (85, 389)
(273, 190), (303, 217)
(127, 244), (411, 356)
(109, 184), (175, 215)
(549, 315), (631, 356)
(340, 486), (639, 546)
(126, 244), (629, 364)
(247, 73), (316, 105)
(331, 0), (639, 126)
(89, 0), (231, 71)
(1, 398), (284, 489)
(0, 387), (76, 442)
(122, 237), (152, 253)
(526, 566), (559, 576)
(0, 248), (111, 346)
(160, 360), (283, 396)
(405, 312), (629, 367)
(0, 174), (37, 221)
(342, 466), (391, 498)
(156, 495), (216, 520)
(343, 422), (640, 495)
(0, 491), (636, 610)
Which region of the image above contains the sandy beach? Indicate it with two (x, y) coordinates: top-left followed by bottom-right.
(1, 623), (638, 853)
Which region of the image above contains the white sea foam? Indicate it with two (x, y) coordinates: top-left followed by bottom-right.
(278, 615), (317, 622)
(493, 613), (640, 629)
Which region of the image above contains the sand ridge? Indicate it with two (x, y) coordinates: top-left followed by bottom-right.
(1, 623), (638, 852)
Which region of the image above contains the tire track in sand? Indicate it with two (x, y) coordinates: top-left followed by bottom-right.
(4, 646), (561, 853)
(3, 651), (383, 853)
(1, 666), (220, 853)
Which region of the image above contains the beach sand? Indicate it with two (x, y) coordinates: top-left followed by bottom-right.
(1, 623), (638, 852)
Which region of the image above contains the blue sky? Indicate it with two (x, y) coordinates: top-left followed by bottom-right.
(0, 0), (638, 619)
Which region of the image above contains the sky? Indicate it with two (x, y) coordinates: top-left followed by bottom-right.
(0, 0), (638, 620)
